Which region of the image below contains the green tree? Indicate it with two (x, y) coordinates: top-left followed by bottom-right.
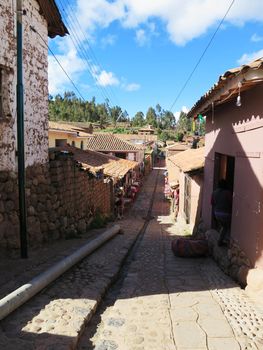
(132, 111), (145, 127)
(146, 107), (157, 127)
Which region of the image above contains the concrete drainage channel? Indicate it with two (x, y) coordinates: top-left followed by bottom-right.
(0, 170), (161, 349)
(0, 225), (121, 321)
(76, 170), (160, 349)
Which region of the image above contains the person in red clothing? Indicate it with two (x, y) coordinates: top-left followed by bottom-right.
(211, 179), (233, 246)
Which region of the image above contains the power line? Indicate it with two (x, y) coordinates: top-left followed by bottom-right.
(56, 0), (119, 109)
(30, 26), (86, 101)
(169, 0), (236, 113)
(63, 0), (121, 107)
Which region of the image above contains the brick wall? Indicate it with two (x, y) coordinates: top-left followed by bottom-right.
(0, 152), (113, 250)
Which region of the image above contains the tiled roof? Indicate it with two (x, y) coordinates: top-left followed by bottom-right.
(37, 1), (68, 38)
(168, 147), (205, 173)
(53, 145), (138, 180)
(87, 133), (140, 152)
(188, 58), (263, 117)
(165, 142), (189, 151)
(49, 121), (92, 138)
(115, 133), (158, 142)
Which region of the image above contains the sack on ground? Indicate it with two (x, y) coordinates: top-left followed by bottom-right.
(171, 238), (208, 258)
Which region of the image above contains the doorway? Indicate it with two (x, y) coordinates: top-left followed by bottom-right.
(212, 153), (235, 228)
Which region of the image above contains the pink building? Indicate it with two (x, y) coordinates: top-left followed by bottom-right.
(188, 58), (263, 292)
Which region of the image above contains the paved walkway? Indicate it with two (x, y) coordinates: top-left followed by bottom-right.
(78, 169), (263, 350)
(0, 168), (263, 349)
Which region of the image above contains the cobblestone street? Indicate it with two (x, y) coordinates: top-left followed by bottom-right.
(78, 168), (263, 350)
(0, 168), (263, 349)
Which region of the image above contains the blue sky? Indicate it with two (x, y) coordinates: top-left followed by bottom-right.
(49, 0), (263, 119)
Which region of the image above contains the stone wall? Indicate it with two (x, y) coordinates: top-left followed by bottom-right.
(0, 152), (113, 250)
(206, 230), (251, 286)
(0, 0), (49, 172)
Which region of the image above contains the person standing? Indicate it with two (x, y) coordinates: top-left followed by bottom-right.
(211, 179), (233, 246)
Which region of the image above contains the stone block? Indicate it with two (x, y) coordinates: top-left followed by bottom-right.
(237, 265), (250, 287)
(246, 268), (263, 293)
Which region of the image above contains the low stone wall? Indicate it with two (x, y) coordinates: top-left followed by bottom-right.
(206, 229), (251, 286)
(0, 152), (113, 250)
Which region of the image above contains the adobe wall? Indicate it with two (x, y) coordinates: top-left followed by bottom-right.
(0, 152), (113, 250)
(203, 83), (263, 269)
(0, 0), (49, 172)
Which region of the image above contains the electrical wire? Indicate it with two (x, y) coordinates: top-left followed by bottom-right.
(56, 0), (119, 110)
(30, 26), (86, 101)
(169, 0), (236, 113)
(63, 0), (121, 107)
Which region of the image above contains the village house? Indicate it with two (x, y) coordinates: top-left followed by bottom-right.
(166, 147), (204, 229)
(165, 142), (189, 159)
(0, 1), (114, 251)
(138, 125), (155, 136)
(86, 133), (145, 163)
(188, 58), (263, 294)
(48, 121), (93, 150)
(0, 0), (67, 172)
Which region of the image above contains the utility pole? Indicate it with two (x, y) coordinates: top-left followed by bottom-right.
(16, 0), (28, 258)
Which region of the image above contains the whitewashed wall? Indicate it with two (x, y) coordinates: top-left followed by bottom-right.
(0, 0), (49, 171)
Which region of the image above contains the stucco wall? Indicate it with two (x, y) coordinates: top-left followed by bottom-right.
(49, 131), (88, 150)
(203, 83), (263, 268)
(178, 172), (203, 229)
(0, 0), (49, 171)
(166, 158), (180, 184)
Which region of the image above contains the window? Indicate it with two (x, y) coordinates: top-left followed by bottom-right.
(55, 139), (67, 147)
(80, 140), (84, 150)
(72, 140), (75, 147)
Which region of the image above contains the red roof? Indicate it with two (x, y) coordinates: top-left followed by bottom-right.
(52, 145), (139, 180)
(87, 133), (140, 152)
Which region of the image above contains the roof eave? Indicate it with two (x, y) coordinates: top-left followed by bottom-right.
(188, 65), (263, 118)
(37, 0), (68, 38)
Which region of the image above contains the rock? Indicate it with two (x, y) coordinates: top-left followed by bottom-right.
(246, 268), (263, 293)
(0, 172), (8, 183)
(77, 219), (86, 234)
(28, 206), (35, 216)
(5, 200), (15, 212)
(237, 265), (250, 287)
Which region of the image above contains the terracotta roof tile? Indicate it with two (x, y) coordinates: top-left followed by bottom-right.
(87, 133), (140, 152)
(53, 145), (138, 180)
(188, 57), (263, 117)
(168, 147), (205, 172)
(49, 121), (92, 138)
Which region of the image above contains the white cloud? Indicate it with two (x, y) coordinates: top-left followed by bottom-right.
(48, 38), (86, 95)
(174, 106), (189, 121)
(237, 49), (263, 65)
(101, 34), (117, 47)
(135, 29), (147, 46)
(251, 33), (263, 42)
(96, 70), (120, 86)
(74, 0), (263, 46)
(124, 83), (141, 91)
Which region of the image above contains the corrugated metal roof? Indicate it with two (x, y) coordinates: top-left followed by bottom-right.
(37, 0), (68, 38)
(188, 58), (263, 117)
(87, 133), (141, 152)
(168, 147), (205, 173)
(53, 145), (138, 179)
